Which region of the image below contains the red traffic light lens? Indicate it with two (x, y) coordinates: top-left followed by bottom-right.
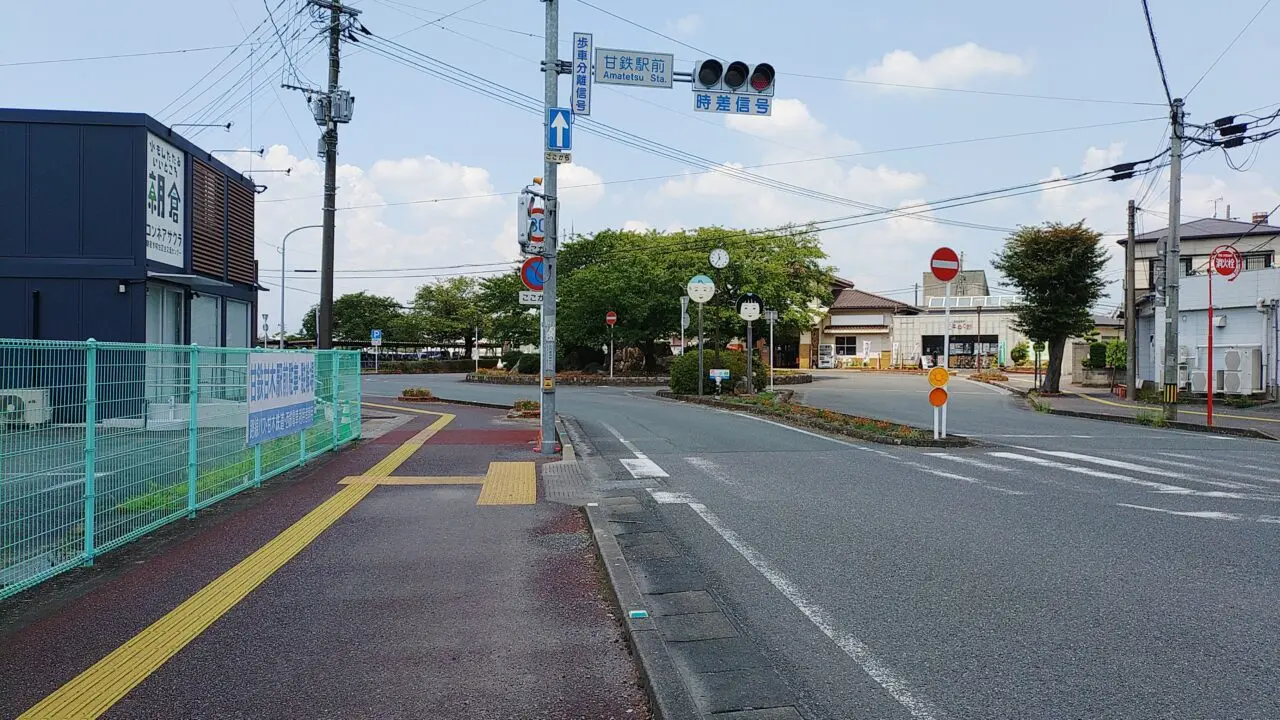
(697, 59), (723, 87)
(724, 61), (749, 89)
(750, 63), (774, 92)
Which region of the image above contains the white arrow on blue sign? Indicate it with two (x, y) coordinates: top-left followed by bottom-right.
(547, 107), (572, 152)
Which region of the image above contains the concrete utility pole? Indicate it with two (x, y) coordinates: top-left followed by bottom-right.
(1162, 98), (1185, 418)
(539, 0), (559, 454)
(317, 0), (343, 350)
(1125, 199), (1138, 400)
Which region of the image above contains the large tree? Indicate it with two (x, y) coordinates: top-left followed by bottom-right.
(992, 221), (1108, 393)
(300, 292), (414, 343)
(411, 277), (486, 355)
(477, 272), (539, 349)
(556, 226), (834, 370)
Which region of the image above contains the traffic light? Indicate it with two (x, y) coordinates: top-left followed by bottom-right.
(693, 59), (775, 96)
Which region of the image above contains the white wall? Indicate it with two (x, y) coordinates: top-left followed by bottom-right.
(893, 311), (1028, 364)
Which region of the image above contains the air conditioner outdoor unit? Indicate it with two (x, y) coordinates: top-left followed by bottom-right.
(1190, 371), (1208, 393)
(1222, 371), (1244, 395)
(1224, 349), (1242, 372)
(0, 388), (52, 427)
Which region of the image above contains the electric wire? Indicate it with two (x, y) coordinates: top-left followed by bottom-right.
(1140, 0), (1176, 107)
(1185, 0), (1273, 98)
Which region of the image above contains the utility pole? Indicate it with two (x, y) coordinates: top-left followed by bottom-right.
(318, 0), (342, 350)
(538, 0), (560, 454)
(1162, 98), (1185, 419)
(1125, 199), (1138, 400)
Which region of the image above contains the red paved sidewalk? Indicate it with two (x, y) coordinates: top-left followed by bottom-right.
(0, 402), (648, 720)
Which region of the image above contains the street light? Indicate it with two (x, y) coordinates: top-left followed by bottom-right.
(279, 225), (323, 349)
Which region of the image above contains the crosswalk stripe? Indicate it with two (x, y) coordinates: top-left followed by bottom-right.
(1158, 452), (1280, 476)
(923, 454), (1015, 472)
(988, 452), (1194, 493)
(1025, 449), (1260, 491)
(1118, 454), (1280, 486)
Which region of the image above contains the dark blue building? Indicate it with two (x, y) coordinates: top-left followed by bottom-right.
(0, 109), (261, 347)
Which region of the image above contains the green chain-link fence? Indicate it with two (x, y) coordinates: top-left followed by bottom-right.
(0, 340), (362, 601)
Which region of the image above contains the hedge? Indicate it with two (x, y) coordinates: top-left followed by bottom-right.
(373, 358), (499, 374)
(669, 349), (767, 395)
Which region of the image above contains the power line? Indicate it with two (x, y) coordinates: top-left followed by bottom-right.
(1140, 0), (1176, 107)
(359, 33), (1160, 235)
(1185, 0), (1273, 98)
(572, 0), (716, 58)
(0, 44), (244, 68)
(783, 71), (1166, 107)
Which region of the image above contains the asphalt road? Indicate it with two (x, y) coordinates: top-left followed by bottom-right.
(367, 373), (1280, 719)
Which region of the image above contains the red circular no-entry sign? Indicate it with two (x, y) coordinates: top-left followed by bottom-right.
(605, 311), (618, 327)
(931, 246), (960, 283)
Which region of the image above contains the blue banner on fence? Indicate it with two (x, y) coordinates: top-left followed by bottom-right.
(247, 353), (317, 446)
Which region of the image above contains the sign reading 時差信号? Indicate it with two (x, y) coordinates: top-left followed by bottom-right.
(247, 353), (317, 447)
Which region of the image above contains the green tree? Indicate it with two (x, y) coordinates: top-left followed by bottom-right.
(992, 221), (1108, 392)
(299, 292), (413, 343)
(1010, 341), (1029, 366)
(1106, 339), (1127, 370)
(411, 277), (486, 355)
(557, 226), (834, 370)
(478, 272), (539, 349)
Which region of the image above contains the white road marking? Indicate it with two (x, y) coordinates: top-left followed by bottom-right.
(901, 461), (1027, 495)
(620, 458), (670, 478)
(684, 456), (748, 491)
(1118, 454), (1279, 487)
(1116, 503), (1244, 521)
(988, 452), (1195, 494)
(1158, 452), (1280, 478)
(648, 490), (695, 504)
(603, 422), (670, 478)
(957, 377), (1009, 395)
(1024, 449), (1261, 492)
(924, 453), (1015, 472)
(646, 488), (943, 720)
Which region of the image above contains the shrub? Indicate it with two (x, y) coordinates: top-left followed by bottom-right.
(1010, 341), (1029, 366)
(1135, 410), (1168, 427)
(514, 353), (541, 374)
(513, 398), (540, 412)
(401, 387), (433, 398)
(1105, 339), (1126, 370)
(501, 349), (523, 369)
(1083, 342), (1108, 370)
(669, 349), (767, 395)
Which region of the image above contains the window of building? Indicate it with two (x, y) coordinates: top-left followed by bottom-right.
(834, 336), (857, 355)
(225, 299), (250, 348)
(1244, 252), (1273, 271)
(191, 294), (222, 347)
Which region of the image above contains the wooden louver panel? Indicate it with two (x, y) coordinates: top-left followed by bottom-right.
(226, 181), (256, 285)
(190, 159), (225, 278)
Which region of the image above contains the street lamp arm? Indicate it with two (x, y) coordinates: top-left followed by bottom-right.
(279, 224), (324, 349)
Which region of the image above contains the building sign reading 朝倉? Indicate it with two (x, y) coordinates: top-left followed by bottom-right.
(146, 132), (186, 267)
(247, 353), (317, 447)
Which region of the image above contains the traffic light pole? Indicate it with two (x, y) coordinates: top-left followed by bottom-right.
(539, 0), (559, 455)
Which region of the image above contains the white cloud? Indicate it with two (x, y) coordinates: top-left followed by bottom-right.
(238, 145), (605, 335)
(667, 14), (701, 36)
(557, 163), (606, 205)
(725, 98), (859, 156)
(849, 42), (1027, 90)
(622, 220), (652, 232)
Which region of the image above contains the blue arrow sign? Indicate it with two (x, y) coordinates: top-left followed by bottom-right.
(547, 107), (572, 151)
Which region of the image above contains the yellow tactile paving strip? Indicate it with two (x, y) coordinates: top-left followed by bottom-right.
(476, 462), (538, 505)
(19, 408), (458, 720)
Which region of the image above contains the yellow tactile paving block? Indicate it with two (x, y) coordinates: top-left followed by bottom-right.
(340, 475), (482, 486)
(475, 462), (537, 506)
(20, 409), (456, 719)
(18, 483), (375, 720)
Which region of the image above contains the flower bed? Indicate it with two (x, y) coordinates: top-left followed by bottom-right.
(465, 373), (670, 386)
(397, 387), (434, 402)
(659, 392), (970, 447)
(508, 398), (541, 418)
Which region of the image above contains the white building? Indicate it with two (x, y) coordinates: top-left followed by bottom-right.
(1134, 266), (1280, 396)
(893, 295), (1029, 369)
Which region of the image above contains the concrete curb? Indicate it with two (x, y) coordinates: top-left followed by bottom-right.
(1044, 407), (1279, 441)
(584, 505), (700, 720)
(655, 392), (972, 447)
(980, 385), (1278, 441)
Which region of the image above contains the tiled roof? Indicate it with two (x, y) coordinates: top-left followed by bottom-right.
(830, 288), (915, 311)
(1127, 218), (1280, 243)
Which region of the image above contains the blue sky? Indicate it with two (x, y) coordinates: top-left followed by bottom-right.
(5, 0), (1279, 332)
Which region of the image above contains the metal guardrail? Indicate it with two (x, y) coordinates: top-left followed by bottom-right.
(0, 340), (362, 600)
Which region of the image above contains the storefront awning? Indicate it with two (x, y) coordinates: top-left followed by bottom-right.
(825, 326), (889, 335)
(148, 271), (235, 289)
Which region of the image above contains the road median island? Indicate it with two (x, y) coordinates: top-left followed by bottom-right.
(657, 391), (972, 447)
